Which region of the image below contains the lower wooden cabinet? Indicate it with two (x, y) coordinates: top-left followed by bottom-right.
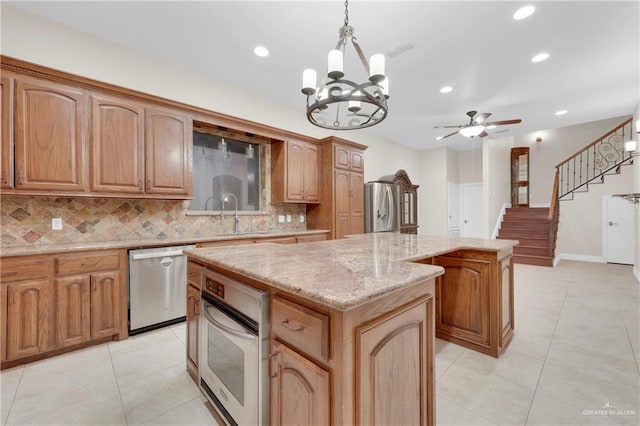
(55, 275), (91, 348)
(270, 339), (330, 426)
(90, 271), (121, 338)
(5, 279), (53, 360)
(186, 283), (200, 381)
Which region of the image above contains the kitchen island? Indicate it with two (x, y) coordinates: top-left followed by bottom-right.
(186, 233), (518, 426)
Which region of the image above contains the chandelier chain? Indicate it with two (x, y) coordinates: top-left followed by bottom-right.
(344, 0), (349, 27)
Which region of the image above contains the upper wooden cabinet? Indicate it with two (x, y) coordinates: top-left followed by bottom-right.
(307, 137), (367, 239)
(271, 138), (319, 203)
(145, 107), (192, 196)
(1, 76), (13, 189)
(14, 76), (87, 192)
(90, 93), (145, 194)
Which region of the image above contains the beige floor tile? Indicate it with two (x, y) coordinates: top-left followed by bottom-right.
(436, 394), (496, 425)
(526, 393), (616, 425)
(435, 339), (466, 380)
(7, 358), (119, 425)
(13, 390), (126, 426)
(119, 363), (201, 425)
(536, 361), (639, 416)
(505, 328), (553, 361)
(109, 327), (179, 357)
(171, 323), (187, 347)
(110, 333), (186, 387)
(0, 366), (24, 424)
(141, 396), (219, 425)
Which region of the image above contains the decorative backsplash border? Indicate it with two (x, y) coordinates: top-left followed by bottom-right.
(0, 196), (306, 248)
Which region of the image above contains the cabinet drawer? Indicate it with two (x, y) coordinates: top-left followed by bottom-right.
(272, 296), (329, 363)
(1, 255), (49, 282)
(187, 261), (202, 289)
(54, 250), (120, 276)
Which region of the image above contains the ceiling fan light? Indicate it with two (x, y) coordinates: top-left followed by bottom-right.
(513, 5), (535, 20)
(531, 52), (550, 63)
(459, 125), (486, 138)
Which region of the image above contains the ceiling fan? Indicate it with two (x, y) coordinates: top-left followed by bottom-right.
(435, 110), (522, 139)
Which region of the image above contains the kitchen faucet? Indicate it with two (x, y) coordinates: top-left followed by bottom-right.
(204, 196), (223, 218)
(222, 193), (240, 234)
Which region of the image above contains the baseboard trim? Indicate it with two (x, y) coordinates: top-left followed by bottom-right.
(492, 203), (510, 239)
(557, 253), (606, 263)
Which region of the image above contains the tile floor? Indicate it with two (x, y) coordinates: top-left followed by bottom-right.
(1, 260), (638, 425)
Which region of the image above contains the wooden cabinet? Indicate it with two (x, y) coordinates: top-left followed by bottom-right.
(1, 76), (13, 189)
(90, 93), (145, 194)
(355, 296), (433, 426)
(307, 137), (367, 239)
(511, 147), (530, 207)
(271, 138), (319, 203)
(186, 261), (202, 382)
(14, 76), (87, 192)
(270, 339), (330, 426)
(1, 250), (126, 365)
(433, 249), (514, 357)
(54, 275), (91, 348)
(145, 107), (192, 196)
(5, 279), (53, 360)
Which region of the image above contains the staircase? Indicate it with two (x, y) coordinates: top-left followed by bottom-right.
(497, 117), (634, 267)
(497, 207), (555, 266)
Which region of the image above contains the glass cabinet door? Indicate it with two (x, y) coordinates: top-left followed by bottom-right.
(511, 147), (530, 207)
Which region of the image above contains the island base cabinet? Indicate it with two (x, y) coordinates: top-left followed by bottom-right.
(270, 340), (330, 426)
(355, 295), (434, 426)
(186, 283), (200, 381)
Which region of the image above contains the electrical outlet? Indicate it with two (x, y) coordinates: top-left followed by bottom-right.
(286, 215), (292, 223)
(278, 215), (285, 223)
(299, 215), (305, 223)
(52, 218), (63, 230)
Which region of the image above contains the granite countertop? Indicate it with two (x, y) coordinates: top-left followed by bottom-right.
(0, 229), (330, 257)
(186, 233), (519, 311)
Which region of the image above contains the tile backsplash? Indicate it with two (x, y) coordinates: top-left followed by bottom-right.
(0, 196), (306, 248)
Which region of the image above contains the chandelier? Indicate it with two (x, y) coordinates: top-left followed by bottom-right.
(301, 0), (389, 130)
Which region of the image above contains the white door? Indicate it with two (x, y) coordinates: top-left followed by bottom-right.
(447, 182), (461, 232)
(605, 196), (634, 264)
(461, 183), (484, 238)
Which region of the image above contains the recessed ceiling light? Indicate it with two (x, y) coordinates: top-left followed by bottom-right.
(555, 110), (568, 115)
(439, 86), (453, 94)
(513, 5), (535, 20)
(531, 52), (550, 63)
(254, 46), (269, 57)
(436, 136), (444, 141)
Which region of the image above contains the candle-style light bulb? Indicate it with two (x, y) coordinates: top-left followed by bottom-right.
(369, 53), (385, 83)
(327, 50), (344, 80)
(302, 69), (317, 95)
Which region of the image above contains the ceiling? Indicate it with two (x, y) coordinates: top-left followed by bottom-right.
(7, 1), (639, 151)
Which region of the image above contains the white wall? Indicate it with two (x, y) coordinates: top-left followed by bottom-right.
(458, 147), (483, 184)
(1, 5), (421, 202)
(513, 116), (630, 204)
(632, 101), (640, 280)
(482, 137), (513, 238)
(418, 147), (448, 235)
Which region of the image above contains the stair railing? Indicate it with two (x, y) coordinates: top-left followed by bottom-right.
(547, 170), (560, 257)
(555, 118), (633, 199)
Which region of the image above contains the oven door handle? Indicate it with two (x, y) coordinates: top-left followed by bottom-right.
(203, 305), (257, 341)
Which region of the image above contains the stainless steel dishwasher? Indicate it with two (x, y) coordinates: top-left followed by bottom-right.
(128, 245), (196, 334)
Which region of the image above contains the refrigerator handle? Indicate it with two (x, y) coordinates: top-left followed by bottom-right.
(387, 185), (395, 230)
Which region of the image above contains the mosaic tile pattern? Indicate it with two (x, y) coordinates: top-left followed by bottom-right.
(0, 196), (305, 248)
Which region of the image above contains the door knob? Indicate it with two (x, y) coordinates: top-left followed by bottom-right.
(608, 221), (618, 226)
(464, 220), (469, 224)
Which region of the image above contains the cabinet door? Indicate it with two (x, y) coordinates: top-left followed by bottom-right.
(14, 77), (86, 192)
(356, 296), (433, 426)
(186, 283), (200, 380)
(6, 279), (52, 360)
(334, 170), (351, 239)
(303, 143), (319, 201)
(270, 340), (330, 426)
(499, 254), (514, 349)
(54, 275), (91, 348)
(286, 140), (305, 201)
(350, 149), (364, 173)
(433, 256), (490, 347)
(1, 76), (13, 189)
(334, 145), (351, 170)
(90, 271), (121, 338)
(90, 93), (144, 193)
(145, 107), (191, 196)
(349, 172), (365, 235)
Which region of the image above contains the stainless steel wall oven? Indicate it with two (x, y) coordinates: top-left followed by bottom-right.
(199, 269), (269, 426)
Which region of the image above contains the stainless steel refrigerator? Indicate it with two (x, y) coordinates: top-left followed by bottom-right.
(364, 182), (401, 233)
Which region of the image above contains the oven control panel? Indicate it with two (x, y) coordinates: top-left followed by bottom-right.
(205, 277), (225, 299)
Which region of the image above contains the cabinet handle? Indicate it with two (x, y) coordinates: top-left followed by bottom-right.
(195, 300), (200, 316)
(269, 351), (280, 378)
(81, 262), (97, 267)
(281, 318), (305, 332)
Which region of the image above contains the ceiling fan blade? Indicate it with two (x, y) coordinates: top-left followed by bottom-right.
(434, 125), (463, 129)
(485, 119), (522, 126)
(473, 112), (492, 124)
(439, 131), (459, 140)
(478, 131), (489, 138)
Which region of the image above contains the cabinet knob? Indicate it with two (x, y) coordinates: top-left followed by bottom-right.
(269, 351), (280, 378)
